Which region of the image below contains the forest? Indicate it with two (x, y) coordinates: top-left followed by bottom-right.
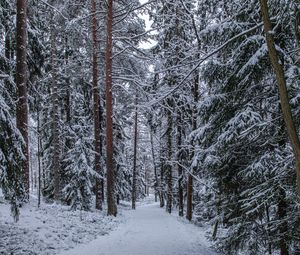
(1, 0), (300, 254)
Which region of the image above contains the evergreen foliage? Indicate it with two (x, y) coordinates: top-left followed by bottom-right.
(1, 1), (300, 253)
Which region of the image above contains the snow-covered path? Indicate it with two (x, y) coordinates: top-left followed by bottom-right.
(60, 201), (218, 255)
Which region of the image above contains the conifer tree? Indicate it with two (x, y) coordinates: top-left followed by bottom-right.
(0, 77), (24, 221)
(106, 0), (117, 216)
(132, 91), (138, 210)
(259, 0), (300, 205)
(190, 0), (300, 253)
(91, 0), (103, 211)
(16, 0), (29, 198)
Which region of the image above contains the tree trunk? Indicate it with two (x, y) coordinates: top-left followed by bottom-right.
(186, 174), (193, 221)
(159, 144), (165, 208)
(50, 23), (61, 202)
(166, 103), (173, 214)
(177, 115), (184, 217)
(132, 92), (138, 210)
(259, 0), (300, 201)
(212, 220), (219, 240)
(30, 151), (33, 192)
(265, 203), (272, 254)
(294, 1), (300, 47)
(91, 0), (103, 211)
(187, 74), (199, 221)
(106, 0), (117, 217)
(16, 0), (29, 199)
(278, 188), (289, 255)
(37, 103), (42, 208)
(63, 36), (71, 124)
(5, 33), (11, 61)
(150, 127), (159, 202)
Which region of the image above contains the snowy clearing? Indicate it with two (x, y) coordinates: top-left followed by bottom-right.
(60, 200), (218, 255)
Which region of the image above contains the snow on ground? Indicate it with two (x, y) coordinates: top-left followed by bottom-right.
(0, 197), (121, 255)
(0, 194), (218, 255)
(60, 197), (218, 255)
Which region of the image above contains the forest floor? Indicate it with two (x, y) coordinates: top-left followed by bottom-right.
(0, 194), (217, 255)
(0, 194), (121, 255)
(59, 196), (218, 255)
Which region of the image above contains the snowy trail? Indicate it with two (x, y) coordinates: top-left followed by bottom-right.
(59, 201), (218, 255)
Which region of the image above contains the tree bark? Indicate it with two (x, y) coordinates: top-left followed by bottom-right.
(16, 0), (29, 199)
(294, 1), (300, 47)
(106, 0), (117, 216)
(91, 0), (103, 211)
(50, 23), (61, 202)
(259, 0), (300, 201)
(186, 74), (199, 221)
(150, 127), (159, 202)
(186, 173), (193, 221)
(166, 102), (173, 214)
(177, 114), (184, 217)
(212, 220), (219, 240)
(64, 36), (71, 123)
(265, 203), (272, 254)
(37, 103), (42, 208)
(159, 142), (165, 208)
(278, 188), (289, 255)
(132, 92), (138, 210)
(5, 32), (12, 62)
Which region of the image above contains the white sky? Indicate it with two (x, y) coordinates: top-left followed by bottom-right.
(138, 0), (156, 49)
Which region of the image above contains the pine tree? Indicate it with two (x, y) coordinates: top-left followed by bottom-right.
(132, 91), (138, 210)
(190, 0), (300, 253)
(259, 0), (300, 206)
(91, 0), (103, 211)
(63, 113), (98, 211)
(16, 0), (30, 198)
(0, 77), (25, 221)
(50, 21), (61, 202)
(149, 0), (197, 216)
(106, 0), (117, 216)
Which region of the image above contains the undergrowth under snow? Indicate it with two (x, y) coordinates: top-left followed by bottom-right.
(0, 196), (122, 255)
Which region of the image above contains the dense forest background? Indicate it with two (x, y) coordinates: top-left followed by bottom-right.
(1, 0), (300, 254)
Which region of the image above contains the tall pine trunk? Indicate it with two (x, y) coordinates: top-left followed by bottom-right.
(177, 114), (184, 217)
(278, 188), (289, 255)
(91, 0), (103, 211)
(159, 141), (165, 208)
(16, 0), (29, 198)
(186, 74), (199, 221)
(295, 2), (300, 47)
(259, 0), (300, 204)
(186, 174), (193, 221)
(132, 92), (138, 210)
(37, 103), (42, 208)
(50, 23), (61, 202)
(166, 102), (173, 214)
(150, 127), (159, 202)
(106, 0), (117, 216)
